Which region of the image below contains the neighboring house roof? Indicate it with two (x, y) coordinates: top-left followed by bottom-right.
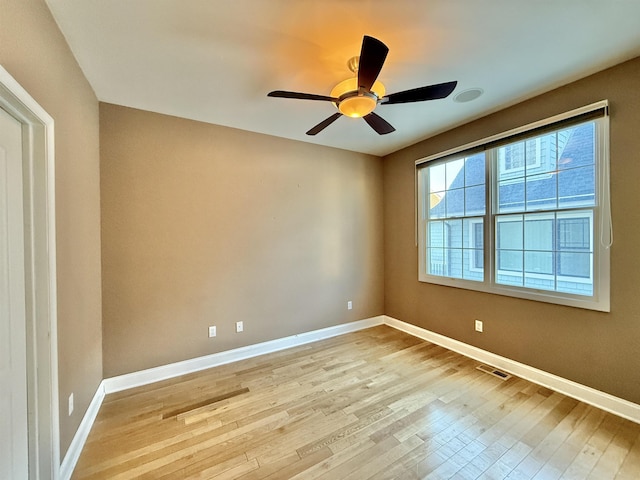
(428, 122), (595, 219)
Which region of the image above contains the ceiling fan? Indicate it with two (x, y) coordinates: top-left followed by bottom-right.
(267, 35), (457, 136)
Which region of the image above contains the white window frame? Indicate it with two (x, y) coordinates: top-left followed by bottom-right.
(416, 101), (611, 312)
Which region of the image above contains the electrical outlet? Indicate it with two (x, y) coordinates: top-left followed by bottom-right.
(208, 325), (217, 338)
(475, 319), (483, 333)
(236, 321), (244, 333)
(68, 393), (74, 416)
(347, 301), (353, 310)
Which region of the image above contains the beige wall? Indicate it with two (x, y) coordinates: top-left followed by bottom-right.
(0, 0), (102, 457)
(100, 104), (384, 377)
(384, 56), (640, 404)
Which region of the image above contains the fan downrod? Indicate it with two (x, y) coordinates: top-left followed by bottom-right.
(347, 56), (360, 74)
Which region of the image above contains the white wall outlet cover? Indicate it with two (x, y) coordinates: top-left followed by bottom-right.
(347, 301), (353, 310)
(475, 320), (483, 332)
(68, 393), (74, 416)
(208, 326), (217, 337)
(236, 321), (243, 333)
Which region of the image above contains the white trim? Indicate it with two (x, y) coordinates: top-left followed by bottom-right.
(61, 315), (640, 479)
(384, 316), (640, 424)
(101, 314), (640, 422)
(59, 383), (105, 480)
(103, 316), (385, 394)
(56, 317), (381, 479)
(0, 65), (60, 479)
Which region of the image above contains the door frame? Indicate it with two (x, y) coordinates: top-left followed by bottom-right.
(0, 65), (60, 479)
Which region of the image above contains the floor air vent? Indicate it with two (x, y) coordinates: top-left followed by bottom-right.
(476, 364), (512, 381)
(162, 387), (250, 419)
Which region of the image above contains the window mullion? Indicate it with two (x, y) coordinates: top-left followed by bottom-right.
(486, 148), (495, 286)
(418, 168), (427, 278)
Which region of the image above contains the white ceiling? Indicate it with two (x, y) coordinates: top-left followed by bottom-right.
(45, 0), (640, 157)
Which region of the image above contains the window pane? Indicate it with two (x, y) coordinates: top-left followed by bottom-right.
(429, 191), (446, 219)
(464, 249), (484, 281)
(498, 250), (523, 273)
(526, 133), (557, 175)
(524, 215), (553, 251)
(556, 212), (593, 289)
(428, 221), (444, 247)
(526, 173), (557, 211)
(497, 217), (523, 249)
(445, 248), (463, 278)
(498, 178), (525, 213)
(558, 166), (595, 208)
(463, 219), (483, 249)
(497, 272), (523, 287)
(425, 154), (487, 279)
(446, 188), (464, 217)
(557, 252), (592, 279)
(465, 184), (485, 216)
(525, 251), (554, 275)
(428, 247), (464, 278)
(465, 153), (485, 186)
(429, 163), (446, 193)
(558, 123), (595, 170)
(498, 142), (525, 177)
(427, 248), (445, 276)
(557, 282), (593, 296)
(473, 249), (484, 271)
(474, 221), (484, 249)
(446, 219), (462, 248)
(497, 214), (524, 287)
(446, 159), (465, 189)
(557, 215), (591, 252)
(462, 219), (484, 281)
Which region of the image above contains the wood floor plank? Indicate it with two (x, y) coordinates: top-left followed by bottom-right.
(588, 418), (640, 479)
(312, 435), (402, 480)
(72, 326), (640, 480)
(615, 428), (640, 479)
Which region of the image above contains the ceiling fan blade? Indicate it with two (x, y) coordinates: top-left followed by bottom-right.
(363, 112), (395, 135)
(268, 90), (338, 102)
(382, 81), (458, 105)
(357, 36), (389, 91)
(306, 112), (342, 136)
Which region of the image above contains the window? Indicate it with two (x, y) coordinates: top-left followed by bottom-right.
(424, 153), (486, 281)
(417, 102), (610, 311)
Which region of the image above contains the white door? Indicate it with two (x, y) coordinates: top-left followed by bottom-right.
(0, 106), (29, 478)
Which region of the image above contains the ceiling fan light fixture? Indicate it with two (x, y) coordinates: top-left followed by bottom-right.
(267, 36), (457, 136)
(338, 94), (377, 118)
(330, 77), (386, 118)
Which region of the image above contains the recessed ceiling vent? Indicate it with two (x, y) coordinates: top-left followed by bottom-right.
(454, 88), (484, 103)
(476, 364), (512, 380)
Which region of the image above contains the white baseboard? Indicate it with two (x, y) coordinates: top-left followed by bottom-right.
(384, 315), (640, 424)
(59, 381), (105, 480)
(60, 316), (383, 479)
(103, 316), (385, 394)
(61, 313), (640, 480)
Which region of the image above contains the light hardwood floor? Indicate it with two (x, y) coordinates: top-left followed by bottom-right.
(72, 326), (640, 479)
